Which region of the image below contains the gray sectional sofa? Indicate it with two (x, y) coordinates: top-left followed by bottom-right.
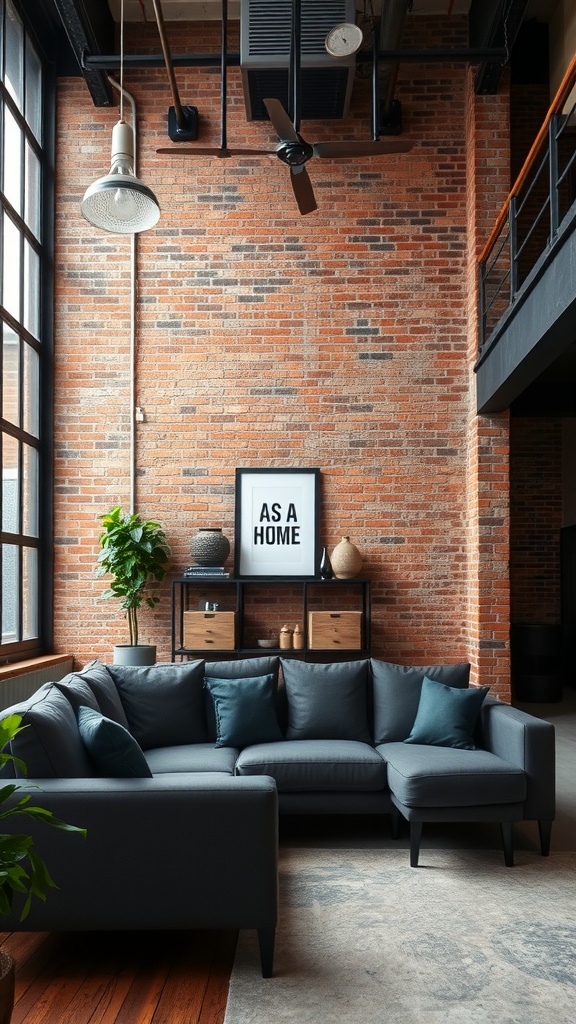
(0, 655), (555, 976)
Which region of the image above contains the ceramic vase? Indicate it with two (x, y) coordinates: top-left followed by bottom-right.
(190, 528), (230, 567)
(319, 546), (334, 579)
(0, 952), (15, 1024)
(330, 536), (363, 579)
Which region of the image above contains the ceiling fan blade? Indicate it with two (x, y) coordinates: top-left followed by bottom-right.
(263, 98), (300, 143)
(290, 165), (317, 216)
(313, 140), (414, 159)
(156, 147), (276, 158)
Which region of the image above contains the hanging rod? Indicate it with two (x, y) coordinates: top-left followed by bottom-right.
(82, 46), (507, 72)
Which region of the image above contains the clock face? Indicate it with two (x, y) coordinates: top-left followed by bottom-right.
(325, 22), (364, 58)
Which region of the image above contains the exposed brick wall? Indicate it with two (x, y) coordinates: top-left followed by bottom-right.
(464, 67), (512, 701)
(510, 417), (563, 624)
(52, 14), (512, 697)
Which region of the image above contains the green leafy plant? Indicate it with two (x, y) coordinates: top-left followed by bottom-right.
(0, 715), (86, 920)
(97, 506), (171, 646)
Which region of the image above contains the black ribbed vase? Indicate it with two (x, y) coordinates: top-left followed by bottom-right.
(190, 528), (231, 567)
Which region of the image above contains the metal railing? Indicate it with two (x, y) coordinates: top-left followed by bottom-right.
(478, 54), (576, 354)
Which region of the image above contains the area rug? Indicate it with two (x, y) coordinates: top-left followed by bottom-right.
(224, 848), (576, 1024)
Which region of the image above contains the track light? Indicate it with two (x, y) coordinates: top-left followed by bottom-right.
(81, 120), (160, 234)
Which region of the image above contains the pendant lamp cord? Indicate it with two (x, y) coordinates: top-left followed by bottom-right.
(119, 0), (125, 122)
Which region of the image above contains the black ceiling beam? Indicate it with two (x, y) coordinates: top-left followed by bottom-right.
(83, 46), (507, 74)
(51, 0), (115, 106)
(470, 0), (530, 94)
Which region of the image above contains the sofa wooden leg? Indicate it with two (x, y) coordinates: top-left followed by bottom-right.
(500, 823), (514, 867)
(257, 927), (275, 978)
(538, 819), (552, 856)
(410, 822), (422, 867)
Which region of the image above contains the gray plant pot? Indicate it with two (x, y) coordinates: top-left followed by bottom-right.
(0, 951), (15, 1024)
(113, 644), (157, 667)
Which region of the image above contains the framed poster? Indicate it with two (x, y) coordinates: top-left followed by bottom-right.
(234, 468), (321, 577)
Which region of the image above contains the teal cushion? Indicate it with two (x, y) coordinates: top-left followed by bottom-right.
(204, 657), (281, 742)
(281, 659), (370, 742)
(371, 659), (471, 743)
(204, 673), (283, 749)
(77, 706), (152, 777)
(404, 676), (490, 750)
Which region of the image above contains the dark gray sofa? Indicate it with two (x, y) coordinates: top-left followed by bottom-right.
(0, 655), (555, 969)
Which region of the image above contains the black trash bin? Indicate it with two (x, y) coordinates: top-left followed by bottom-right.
(511, 623), (563, 703)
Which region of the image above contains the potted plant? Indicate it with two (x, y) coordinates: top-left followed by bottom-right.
(0, 714), (86, 1023)
(97, 506), (171, 666)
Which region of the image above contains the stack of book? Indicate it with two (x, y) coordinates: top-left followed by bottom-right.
(183, 565), (230, 578)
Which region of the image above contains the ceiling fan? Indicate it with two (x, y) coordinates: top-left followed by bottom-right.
(157, 0), (414, 216)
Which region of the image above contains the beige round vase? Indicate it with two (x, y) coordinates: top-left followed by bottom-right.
(330, 536), (363, 579)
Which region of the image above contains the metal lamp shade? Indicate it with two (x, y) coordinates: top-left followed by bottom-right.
(81, 120), (160, 234)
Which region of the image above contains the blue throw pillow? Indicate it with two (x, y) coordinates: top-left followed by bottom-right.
(404, 676), (490, 750)
(371, 659), (471, 743)
(77, 706), (152, 777)
(204, 673), (283, 749)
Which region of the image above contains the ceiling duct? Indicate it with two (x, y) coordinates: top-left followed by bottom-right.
(240, 0), (357, 121)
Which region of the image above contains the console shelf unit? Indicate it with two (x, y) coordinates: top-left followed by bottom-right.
(171, 577), (371, 661)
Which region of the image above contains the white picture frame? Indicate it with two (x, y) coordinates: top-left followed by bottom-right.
(234, 468), (321, 577)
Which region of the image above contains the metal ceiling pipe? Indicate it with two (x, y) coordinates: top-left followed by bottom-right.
(150, 0), (198, 139)
(374, 0), (411, 126)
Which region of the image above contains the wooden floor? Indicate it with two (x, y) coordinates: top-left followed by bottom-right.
(2, 689), (575, 1024)
(0, 928), (238, 1024)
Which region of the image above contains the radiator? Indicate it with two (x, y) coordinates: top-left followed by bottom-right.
(0, 658), (74, 711)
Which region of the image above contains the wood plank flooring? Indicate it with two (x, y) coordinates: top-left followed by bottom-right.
(0, 929), (237, 1024)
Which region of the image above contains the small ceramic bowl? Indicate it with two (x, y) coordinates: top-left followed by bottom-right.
(257, 639), (277, 648)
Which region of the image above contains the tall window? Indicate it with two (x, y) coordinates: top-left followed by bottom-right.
(1, 0), (51, 659)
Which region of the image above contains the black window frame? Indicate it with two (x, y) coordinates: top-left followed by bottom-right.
(0, 0), (55, 662)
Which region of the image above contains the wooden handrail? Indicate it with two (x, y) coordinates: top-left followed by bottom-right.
(478, 51), (576, 264)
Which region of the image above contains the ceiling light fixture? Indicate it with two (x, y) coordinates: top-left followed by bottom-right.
(81, 0), (160, 234)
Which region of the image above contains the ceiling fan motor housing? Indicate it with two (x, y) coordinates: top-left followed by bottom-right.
(240, 0), (357, 121)
(276, 138), (314, 166)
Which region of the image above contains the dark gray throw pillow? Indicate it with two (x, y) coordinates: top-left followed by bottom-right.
(78, 660), (130, 728)
(204, 673), (283, 749)
(371, 659), (471, 744)
(281, 659), (370, 742)
(108, 661), (207, 750)
(404, 676), (490, 749)
(77, 706), (153, 777)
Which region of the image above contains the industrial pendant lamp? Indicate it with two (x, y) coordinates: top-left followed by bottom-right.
(81, 0), (160, 234)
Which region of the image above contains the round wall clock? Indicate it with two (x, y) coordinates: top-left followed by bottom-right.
(325, 22), (364, 58)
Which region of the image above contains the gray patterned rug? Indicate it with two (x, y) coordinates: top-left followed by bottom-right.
(224, 848), (576, 1024)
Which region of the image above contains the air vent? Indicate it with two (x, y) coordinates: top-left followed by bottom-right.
(240, 0), (357, 121)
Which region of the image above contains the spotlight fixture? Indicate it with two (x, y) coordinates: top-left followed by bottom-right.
(80, 0), (160, 234)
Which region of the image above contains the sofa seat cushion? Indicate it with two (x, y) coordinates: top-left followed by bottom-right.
(379, 742), (527, 808)
(144, 743), (238, 775)
(236, 739), (387, 792)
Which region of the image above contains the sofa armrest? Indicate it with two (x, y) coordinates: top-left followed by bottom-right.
(2, 773), (278, 932)
(480, 700), (555, 822)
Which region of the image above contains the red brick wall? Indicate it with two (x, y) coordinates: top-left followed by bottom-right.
(510, 417), (563, 624)
(52, 14), (513, 696)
